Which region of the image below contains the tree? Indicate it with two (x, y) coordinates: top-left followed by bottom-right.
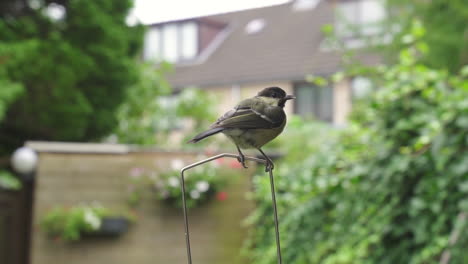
(0, 0), (144, 155)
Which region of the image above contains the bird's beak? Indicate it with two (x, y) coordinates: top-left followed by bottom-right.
(284, 95), (296, 100)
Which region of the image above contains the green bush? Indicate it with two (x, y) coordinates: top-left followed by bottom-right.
(41, 204), (135, 241)
(245, 50), (468, 263)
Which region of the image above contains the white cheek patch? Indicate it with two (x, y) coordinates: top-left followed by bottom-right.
(260, 97), (279, 106)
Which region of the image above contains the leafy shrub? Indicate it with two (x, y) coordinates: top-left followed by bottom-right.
(245, 48), (468, 263)
(41, 204), (135, 242)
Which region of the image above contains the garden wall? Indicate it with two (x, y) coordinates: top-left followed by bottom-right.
(28, 141), (255, 264)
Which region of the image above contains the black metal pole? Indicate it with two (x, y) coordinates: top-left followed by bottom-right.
(179, 153), (282, 264)
(268, 168), (282, 264)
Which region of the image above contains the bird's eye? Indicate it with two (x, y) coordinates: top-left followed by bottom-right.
(272, 93), (277, 98)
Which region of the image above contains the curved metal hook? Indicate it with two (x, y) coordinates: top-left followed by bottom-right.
(180, 153), (282, 264)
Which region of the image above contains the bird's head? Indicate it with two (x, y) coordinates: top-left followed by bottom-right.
(257, 87), (295, 108)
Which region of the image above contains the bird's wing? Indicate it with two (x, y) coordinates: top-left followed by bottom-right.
(213, 106), (281, 129)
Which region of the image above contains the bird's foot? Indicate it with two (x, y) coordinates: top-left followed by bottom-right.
(265, 160), (274, 172)
(237, 155), (248, 169)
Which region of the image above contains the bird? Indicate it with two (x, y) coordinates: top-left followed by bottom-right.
(188, 86), (295, 172)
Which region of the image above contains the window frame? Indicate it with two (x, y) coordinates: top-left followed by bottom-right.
(293, 81), (334, 122)
(143, 21), (199, 63)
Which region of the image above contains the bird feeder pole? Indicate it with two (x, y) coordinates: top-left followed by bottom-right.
(180, 153), (282, 264)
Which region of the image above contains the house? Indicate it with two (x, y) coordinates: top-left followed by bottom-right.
(142, 0), (384, 125)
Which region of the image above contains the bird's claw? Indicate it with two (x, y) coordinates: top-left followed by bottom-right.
(265, 161), (274, 172)
(237, 155), (248, 169)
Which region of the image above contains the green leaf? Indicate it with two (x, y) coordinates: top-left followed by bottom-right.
(0, 170), (22, 190)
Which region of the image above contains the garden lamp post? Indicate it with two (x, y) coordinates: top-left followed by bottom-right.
(10, 146), (38, 264)
(11, 146), (38, 181)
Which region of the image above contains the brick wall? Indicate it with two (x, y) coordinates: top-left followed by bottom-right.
(29, 143), (255, 264)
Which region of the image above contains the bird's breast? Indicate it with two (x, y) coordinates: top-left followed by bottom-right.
(223, 121), (286, 149)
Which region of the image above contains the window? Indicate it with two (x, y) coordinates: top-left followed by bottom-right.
(335, 0), (386, 39)
(143, 22), (198, 63)
(294, 83), (334, 122)
(143, 27), (160, 61)
(161, 24), (178, 62)
(180, 22), (198, 59)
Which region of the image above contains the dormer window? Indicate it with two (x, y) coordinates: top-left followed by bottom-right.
(245, 19), (266, 35)
(143, 22), (198, 63)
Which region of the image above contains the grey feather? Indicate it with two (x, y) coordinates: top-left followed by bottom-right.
(187, 127), (224, 143)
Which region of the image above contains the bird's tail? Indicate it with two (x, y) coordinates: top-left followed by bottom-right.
(187, 127), (224, 143)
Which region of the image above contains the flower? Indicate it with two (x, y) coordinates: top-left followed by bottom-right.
(195, 181), (210, 192)
(168, 177), (179, 188)
(216, 191), (228, 201)
(229, 160), (243, 169)
(83, 209), (101, 230)
(190, 190), (201, 199)
(171, 159), (185, 170)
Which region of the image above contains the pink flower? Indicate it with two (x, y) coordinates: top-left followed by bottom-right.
(216, 191), (228, 201)
(204, 148), (216, 156)
(229, 160), (243, 169)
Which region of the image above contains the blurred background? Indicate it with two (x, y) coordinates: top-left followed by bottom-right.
(0, 0), (467, 263)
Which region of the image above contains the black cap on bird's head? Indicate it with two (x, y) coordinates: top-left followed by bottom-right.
(257, 86), (295, 107)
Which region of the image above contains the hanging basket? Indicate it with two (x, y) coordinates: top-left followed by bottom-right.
(90, 217), (130, 237)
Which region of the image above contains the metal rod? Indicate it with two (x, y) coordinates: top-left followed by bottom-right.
(268, 167), (282, 264)
(180, 153), (282, 264)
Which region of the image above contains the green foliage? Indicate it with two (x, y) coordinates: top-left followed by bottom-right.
(0, 170), (22, 190)
(0, 41), (30, 121)
(41, 204), (135, 242)
(0, 0), (144, 155)
(113, 62), (172, 145)
(176, 87), (217, 130)
(245, 46), (468, 263)
(113, 84), (217, 146)
(384, 1), (468, 73)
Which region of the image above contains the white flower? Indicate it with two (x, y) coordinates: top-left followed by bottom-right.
(168, 177), (180, 188)
(171, 159), (185, 170)
(84, 209), (101, 230)
(195, 181), (210, 193)
(190, 190), (201, 199)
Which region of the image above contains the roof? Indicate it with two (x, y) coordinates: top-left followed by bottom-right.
(162, 1), (379, 89)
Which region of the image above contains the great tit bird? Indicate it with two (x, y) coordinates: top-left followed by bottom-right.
(188, 87), (295, 171)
